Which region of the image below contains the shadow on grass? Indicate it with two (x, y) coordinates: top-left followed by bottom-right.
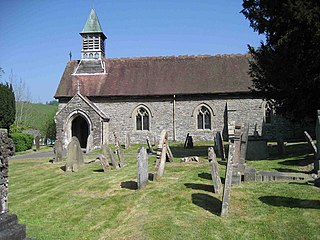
(192, 193), (221, 216)
(273, 168), (312, 174)
(288, 181), (315, 186)
(259, 196), (320, 209)
(120, 181), (137, 190)
(278, 156), (313, 167)
(198, 172), (225, 184)
(170, 145), (211, 158)
(185, 183), (213, 192)
(198, 172), (211, 180)
(93, 169), (105, 173)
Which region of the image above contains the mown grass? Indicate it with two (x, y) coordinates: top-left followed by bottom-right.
(9, 141), (320, 240)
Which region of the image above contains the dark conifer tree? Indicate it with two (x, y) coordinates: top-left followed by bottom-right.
(242, 0), (320, 121)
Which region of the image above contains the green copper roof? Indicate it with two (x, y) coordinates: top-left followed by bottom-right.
(81, 9), (104, 33)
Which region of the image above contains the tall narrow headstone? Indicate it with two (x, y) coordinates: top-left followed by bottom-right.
(137, 146), (149, 189)
(66, 136), (84, 172)
(86, 133), (93, 153)
(166, 145), (174, 162)
(304, 131), (317, 154)
(208, 147), (222, 194)
(154, 130), (168, 180)
(53, 140), (63, 162)
(116, 147), (126, 168)
(231, 124), (242, 185)
(221, 141), (235, 217)
(239, 124), (249, 166)
(113, 131), (121, 150)
(125, 132), (131, 149)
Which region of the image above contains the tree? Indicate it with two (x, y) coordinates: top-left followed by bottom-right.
(0, 82), (16, 130)
(242, 0), (320, 121)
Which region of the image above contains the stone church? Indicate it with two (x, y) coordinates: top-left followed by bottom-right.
(54, 9), (300, 150)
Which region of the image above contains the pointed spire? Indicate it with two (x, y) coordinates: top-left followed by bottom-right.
(81, 9), (104, 34)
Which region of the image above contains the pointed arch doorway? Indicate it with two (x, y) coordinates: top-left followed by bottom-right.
(71, 115), (89, 148)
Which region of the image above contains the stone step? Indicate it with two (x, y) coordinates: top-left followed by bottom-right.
(0, 213), (26, 240)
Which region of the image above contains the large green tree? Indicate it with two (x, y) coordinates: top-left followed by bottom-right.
(242, 0), (320, 121)
(0, 82), (16, 130)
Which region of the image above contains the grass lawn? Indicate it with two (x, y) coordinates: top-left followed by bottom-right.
(9, 141), (320, 240)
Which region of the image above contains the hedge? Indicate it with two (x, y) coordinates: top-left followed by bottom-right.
(11, 133), (34, 152)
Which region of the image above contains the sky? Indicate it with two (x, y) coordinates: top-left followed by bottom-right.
(0, 0), (264, 103)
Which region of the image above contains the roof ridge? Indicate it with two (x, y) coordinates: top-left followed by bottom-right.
(102, 53), (249, 62)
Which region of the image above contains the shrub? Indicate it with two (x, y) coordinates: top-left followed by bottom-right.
(11, 133), (34, 152)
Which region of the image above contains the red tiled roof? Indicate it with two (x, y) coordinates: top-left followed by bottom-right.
(54, 54), (253, 98)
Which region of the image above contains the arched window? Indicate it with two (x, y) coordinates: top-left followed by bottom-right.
(136, 107), (149, 130)
(197, 106), (211, 130)
(94, 53), (99, 59)
(264, 103), (273, 124)
(89, 53), (93, 59)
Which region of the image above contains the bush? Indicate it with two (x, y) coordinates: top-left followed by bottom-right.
(11, 133), (34, 152)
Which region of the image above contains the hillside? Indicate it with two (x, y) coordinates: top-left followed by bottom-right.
(16, 102), (58, 132)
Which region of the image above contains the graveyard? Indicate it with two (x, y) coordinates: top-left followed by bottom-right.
(7, 138), (320, 240)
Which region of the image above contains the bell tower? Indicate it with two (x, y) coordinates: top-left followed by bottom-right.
(80, 9), (107, 60)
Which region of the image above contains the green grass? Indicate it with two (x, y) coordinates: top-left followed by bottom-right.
(9, 142), (320, 240)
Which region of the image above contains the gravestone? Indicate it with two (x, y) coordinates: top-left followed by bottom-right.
(86, 133), (93, 153)
(98, 154), (109, 172)
(53, 140), (63, 162)
(221, 141), (235, 217)
(277, 137), (286, 155)
(106, 146), (119, 170)
(186, 136), (194, 149)
(184, 133), (190, 149)
(154, 130), (169, 180)
(113, 131), (121, 150)
(231, 124), (242, 185)
(0, 129), (27, 239)
(66, 136), (84, 172)
(166, 145), (174, 162)
(116, 147), (126, 168)
(35, 135), (40, 151)
(315, 110), (320, 173)
(208, 147), (222, 194)
(125, 132), (131, 149)
(215, 131), (225, 160)
(137, 146), (148, 189)
(146, 136), (155, 154)
(239, 124), (249, 166)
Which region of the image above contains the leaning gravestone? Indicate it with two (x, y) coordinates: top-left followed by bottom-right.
(221, 139), (235, 217)
(146, 136), (155, 154)
(231, 124), (242, 185)
(106, 146), (120, 170)
(98, 154), (110, 172)
(116, 147), (126, 168)
(0, 129), (27, 239)
(137, 146), (149, 189)
(208, 147), (222, 194)
(304, 131), (317, 155)
(166, 145), (174, 162)
(53, 140), (63, 162)
(66, 136), (84, 172)
(154, 130), (169, 180)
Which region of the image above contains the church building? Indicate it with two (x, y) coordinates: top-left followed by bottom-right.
(54, 9), (298, 150)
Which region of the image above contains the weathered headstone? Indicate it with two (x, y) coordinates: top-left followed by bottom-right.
(221, 140), (235, 217)
(186, 135), (194, 149)
(86, 133), (93, 153)
(208, 147), (222, 194)
(166, 145), (174, 162)
(53, 140), (63, 162)
(106, 146), (119, 170)
(231, 124), (242, 185)
(116, 147), (126, 168)
(35, 135), (40, 151)
(137, 146), (149, 189)
(315, 110), (320, 173)
(154, 130), (168, 180)
(125, 132), (131, 149)
(239, 124), (249, 166)
(184, 133), (190, 149)
(98, 154), (110, 172)
(277, 137), (286, 155)
(0, 129), (27, 239)
(146, 136), (155, 154)
(66, 136), (84, 172)
(215, 131), (225, 160)
(113, 131), (121, 150)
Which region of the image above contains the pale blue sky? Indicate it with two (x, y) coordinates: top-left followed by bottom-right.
(0, 0), (264, 102)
